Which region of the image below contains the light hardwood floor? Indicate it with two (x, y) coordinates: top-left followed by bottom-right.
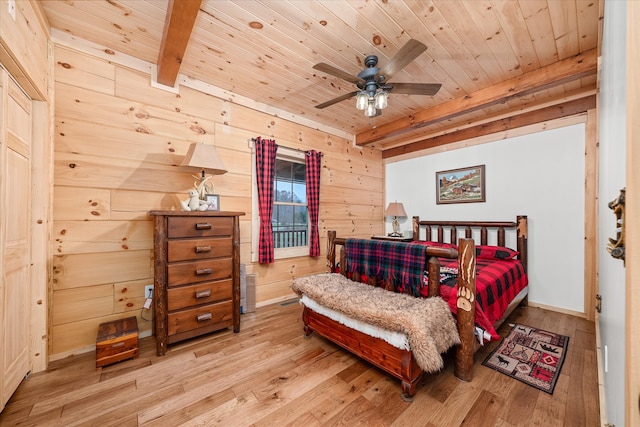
(0, 301), (599, 426)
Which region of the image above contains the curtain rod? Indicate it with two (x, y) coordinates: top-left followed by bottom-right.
(248, 138), (323, 156)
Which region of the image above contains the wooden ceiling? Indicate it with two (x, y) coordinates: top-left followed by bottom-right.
(40, 0), (601, 153)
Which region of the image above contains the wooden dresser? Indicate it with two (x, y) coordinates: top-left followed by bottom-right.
(149, 211), (245, 356)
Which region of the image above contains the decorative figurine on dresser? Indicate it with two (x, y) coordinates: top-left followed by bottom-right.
(149, 211), (245, 356)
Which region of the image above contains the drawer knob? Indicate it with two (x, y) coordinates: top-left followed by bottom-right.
(195, 246), (212, 253)
(195, 268), (212, 276)
(195, 222), (212, 230)
(197, 313), (213, 322)
(195, 290), (212, 299)
(111, 342), (125, 348)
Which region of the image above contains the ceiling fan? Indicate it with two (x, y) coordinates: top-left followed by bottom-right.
(313, 39), (441, 117)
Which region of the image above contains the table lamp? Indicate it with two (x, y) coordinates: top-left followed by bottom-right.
(180, 142), (227, 199)
(385, 202), (407, 237)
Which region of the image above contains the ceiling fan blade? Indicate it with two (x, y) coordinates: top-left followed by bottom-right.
(313, 63), (361, 84)
(389, 83), (441, 96)
(379, 39), (427, 82)
(315, 91), (359, 109)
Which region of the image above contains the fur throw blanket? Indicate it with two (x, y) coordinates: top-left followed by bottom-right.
(291, 273), (460, 373)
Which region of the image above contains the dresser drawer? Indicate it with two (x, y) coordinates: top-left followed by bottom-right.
(167, 258), (232, 286)
(167, 279), (233, 311)
(167, 237), (232, 262)
(167, 300), (233, 336)
(167, 216), (233, 238)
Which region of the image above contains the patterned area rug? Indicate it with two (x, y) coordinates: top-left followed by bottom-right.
(482, 323), (569, 394)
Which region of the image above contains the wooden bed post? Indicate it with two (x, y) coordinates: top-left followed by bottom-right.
(455, 238), (476, 382)
(327, 230), (337, 272)
(412, 216), (419, 241)
(427, 256), (441, 298)
(516, 216), (528, 269)
(516, 215), (528, 307)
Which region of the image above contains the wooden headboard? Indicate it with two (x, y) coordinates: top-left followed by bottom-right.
(411, 215), (528, 271)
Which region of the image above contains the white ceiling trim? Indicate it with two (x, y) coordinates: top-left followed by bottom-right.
(50, 28), (354, 142)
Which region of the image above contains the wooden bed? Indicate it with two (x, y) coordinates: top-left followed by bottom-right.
(298, 215), (528, 400)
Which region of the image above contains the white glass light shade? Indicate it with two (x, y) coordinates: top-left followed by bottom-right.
(355, 92), (368, 110)
(374, 91), (388, 109)
(365, 100), (377, 117)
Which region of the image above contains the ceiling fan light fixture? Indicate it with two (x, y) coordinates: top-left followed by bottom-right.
(355, 91), (368, 110)
(312, 39), (440, 117)
(374, 91), (388, 109)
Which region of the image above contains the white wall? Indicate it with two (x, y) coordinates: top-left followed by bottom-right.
(386, 124), (586, 313)
(598, 1), (627, 425)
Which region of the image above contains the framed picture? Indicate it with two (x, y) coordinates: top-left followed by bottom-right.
(436, 165), (486, 204)
(205, 194), (220, 211)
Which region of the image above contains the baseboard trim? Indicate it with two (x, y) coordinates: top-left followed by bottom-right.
(256, 293), (299, 309)
(526, 302), (586, 318)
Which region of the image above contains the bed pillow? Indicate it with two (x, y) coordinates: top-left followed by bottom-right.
(475, 245), (519, 260)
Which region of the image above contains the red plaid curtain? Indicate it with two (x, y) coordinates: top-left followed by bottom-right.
(255, 137), (278, 264)
(305, 150), (322, 256)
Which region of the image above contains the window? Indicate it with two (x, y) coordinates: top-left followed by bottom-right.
(273, 157), (308, 250)
(252, 147), (309, 260)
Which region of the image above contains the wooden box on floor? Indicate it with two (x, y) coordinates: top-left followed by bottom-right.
(95, 317), (139, 368)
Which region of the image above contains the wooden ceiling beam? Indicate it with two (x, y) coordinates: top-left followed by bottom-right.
(356, 48), (598, 146)
(378, 85), (597, 150)
(382, 95), (596, 159)
(156, 0), (202, 87)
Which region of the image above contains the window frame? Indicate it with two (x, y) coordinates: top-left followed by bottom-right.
(251, 146), (309, 262)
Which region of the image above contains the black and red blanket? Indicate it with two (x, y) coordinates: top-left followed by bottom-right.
(344, 238), (427, 297)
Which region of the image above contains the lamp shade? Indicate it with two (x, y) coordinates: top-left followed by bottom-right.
(375, 91), (388, 109)
(355, 92), (368, 110)
(384, 202), (406, 218)
(180, 142), (227, 175)
(365, 100), (377, 117)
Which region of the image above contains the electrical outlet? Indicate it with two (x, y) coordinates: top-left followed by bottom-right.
(8, 0), (16, 20)
(145, 285), (154, 299)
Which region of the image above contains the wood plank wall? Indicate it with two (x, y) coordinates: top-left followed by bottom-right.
(0, 0), (49, 100)
(51, 45), (384, 358)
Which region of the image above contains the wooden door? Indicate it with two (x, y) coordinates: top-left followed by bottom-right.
(626, 1), (640, 423)
(0, 69), (32, 410)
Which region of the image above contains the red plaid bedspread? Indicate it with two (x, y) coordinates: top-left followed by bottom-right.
(435, 258), (528, 340)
